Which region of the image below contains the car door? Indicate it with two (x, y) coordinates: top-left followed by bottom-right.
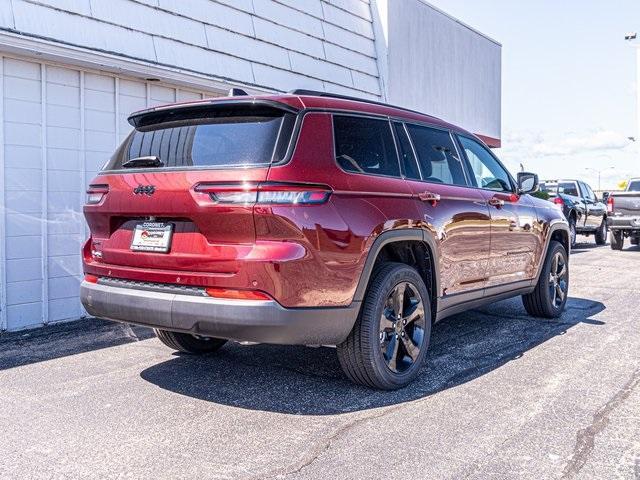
(582, 182), (606, 228)
(456, 135), (540, 289)
(393, 122), (491, 299)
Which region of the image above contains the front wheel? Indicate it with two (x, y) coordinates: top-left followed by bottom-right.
(594, 218), (607, 245)
(154, 329), (227, 354)
(522, 241), (569, 318)
(610, 230), (624, 250)
(337, 263), (432, 390)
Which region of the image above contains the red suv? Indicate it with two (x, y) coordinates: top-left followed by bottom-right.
(81, 90), (570, 389)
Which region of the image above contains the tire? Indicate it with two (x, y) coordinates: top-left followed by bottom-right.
(337, 263), (432, 390)
(154, 329), (227, 354)
(595, 218), (607, 245)
(610, 230), (624, 250)
(568, 216), (577, 248)
(522, 241), (569, 319)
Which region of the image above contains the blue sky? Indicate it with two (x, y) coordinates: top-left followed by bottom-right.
(427, 0), (640, 190)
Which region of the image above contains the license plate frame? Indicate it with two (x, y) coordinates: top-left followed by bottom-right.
(130, 222), (174, 253)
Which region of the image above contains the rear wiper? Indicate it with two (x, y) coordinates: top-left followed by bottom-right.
(122, 156), (164, 168)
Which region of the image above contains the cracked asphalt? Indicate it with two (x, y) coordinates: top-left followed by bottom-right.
(1, 241), (639, 479)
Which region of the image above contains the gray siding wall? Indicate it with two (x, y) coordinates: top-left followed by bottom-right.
(386, 0), (502, 141)
(0, 0), (381, 98)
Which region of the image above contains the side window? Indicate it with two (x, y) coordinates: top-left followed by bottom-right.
(458, 136), (513, 192)
(583, 183), (597, 201)
(333, 115), (400, 177)
(393, 122), (421, 180)
(406, 124), (467, 186)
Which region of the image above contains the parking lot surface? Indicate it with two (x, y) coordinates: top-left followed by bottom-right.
(1, 242), (639, 479)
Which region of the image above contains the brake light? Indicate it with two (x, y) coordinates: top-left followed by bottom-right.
(194, 182), (331, 205)
(553, 197), (564, 206)
(205, 287), (271, 301)
(607, 196), (614, 214)
(84, 274), (99, 284)
(86, 184), (109, 204)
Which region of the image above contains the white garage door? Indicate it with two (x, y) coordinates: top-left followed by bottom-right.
(0, 55), (221, 331)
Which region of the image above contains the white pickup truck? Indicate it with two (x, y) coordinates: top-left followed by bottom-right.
(607, 178), (640, 249)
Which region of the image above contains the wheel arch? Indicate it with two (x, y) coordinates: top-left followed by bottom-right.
(352, 230), (439, 323)
(534, 221), (571, 284)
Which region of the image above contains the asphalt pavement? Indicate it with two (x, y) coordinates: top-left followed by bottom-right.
(1, 240), (639, 479)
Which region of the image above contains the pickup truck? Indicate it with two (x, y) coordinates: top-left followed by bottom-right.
(607, 178), (640, 250)
(540, 179), (608, 247)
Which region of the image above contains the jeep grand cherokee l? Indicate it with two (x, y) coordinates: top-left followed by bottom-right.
(81, 90), (570, 390)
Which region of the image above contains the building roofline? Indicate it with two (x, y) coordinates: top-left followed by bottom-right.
(415, 0), (502, 47)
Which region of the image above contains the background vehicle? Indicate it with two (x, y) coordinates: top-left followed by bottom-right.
(81, 91), (570, 390)
(540, 179), (607, 247)
(607, 178), (640, 250)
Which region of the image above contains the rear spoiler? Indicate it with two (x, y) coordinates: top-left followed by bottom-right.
(128, 99), (300, 128)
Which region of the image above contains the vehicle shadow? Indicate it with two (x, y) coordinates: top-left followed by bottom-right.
(0, 318), (154, 371)
(140, 296), (605, 415)
(570, 242), (603, 254)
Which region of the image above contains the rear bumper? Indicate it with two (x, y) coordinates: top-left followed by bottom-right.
(80, 281), (359, 346)
(608, 216), (640, 230)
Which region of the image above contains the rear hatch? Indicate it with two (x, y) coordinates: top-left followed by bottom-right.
(610, 191), (640, 217)
(84, 100), (298, 274)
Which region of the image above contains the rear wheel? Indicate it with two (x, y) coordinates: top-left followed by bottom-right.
(522, 241), (569, 318)
(610, 230), (624, 250)
(154, 329), (227, 354)
(337, 263), (431, 390)
(595, 218), (607, 245)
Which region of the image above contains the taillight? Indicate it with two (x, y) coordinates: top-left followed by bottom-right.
(194, 182), (331, 206)
(553, 197), (564, 206)
(86, 184), (109, 204)
(205, 287), (271, 301)
(607, 196), (614, 214)
(84, 274), (99, 284)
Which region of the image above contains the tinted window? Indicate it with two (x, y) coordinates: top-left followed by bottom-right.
(583, 182), (596, 201)
(105, 112), (293, 170)
(628, 181), (640, 191)
(406, 125), (467, 185)
(334, 116), (400, 177)
(558, 182), (579, 196)
(458, 136), (512, 192)
(393, 122), (420, 180)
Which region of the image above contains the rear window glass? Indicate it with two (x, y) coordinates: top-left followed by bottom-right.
(558, 182), (578, 196)
(333, 115), (400, 177)
(104, 111), (294, 170)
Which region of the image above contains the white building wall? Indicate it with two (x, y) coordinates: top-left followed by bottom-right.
(375, 0), (502, 144)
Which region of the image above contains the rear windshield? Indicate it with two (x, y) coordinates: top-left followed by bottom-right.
(104, 109), (295, 171)
(558, 182), (578, 196)
(628, 181), (640, 192)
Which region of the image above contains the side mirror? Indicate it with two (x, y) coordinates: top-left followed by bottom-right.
(517, 172), (539, 194)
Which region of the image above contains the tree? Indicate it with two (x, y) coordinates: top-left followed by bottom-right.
(618, 180), (628, 191)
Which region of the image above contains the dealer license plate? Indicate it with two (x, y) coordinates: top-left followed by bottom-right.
(131, 222), (173, 253)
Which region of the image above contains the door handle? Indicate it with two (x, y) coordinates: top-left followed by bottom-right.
(418, 191), (441, 204)
(488, 197), (505, 208)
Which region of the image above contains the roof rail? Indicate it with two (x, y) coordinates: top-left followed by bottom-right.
(288, 89), (441, 121)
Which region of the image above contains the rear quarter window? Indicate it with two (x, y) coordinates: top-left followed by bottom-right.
(333, 115), (400, 177)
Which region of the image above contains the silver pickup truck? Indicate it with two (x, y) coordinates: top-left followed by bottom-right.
(607, 178), (640, 249)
